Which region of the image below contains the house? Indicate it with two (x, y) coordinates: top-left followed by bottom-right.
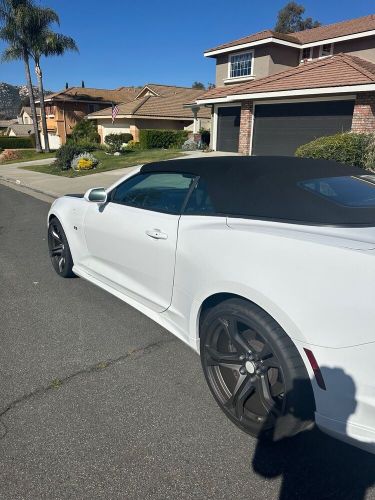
(17, 106), (40, 125)
(35, 86), (140, 149)
(6, 123), (34, 137)
(0, 119), (17, 135)
(193, 14), (375, 155)
(87, 84), (211, 143)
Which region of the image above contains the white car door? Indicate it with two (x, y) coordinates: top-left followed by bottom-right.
(81, 171), (196, 312)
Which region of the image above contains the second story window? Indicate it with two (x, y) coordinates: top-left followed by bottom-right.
(320, 43), (333, 58)
(229, 51), (253, 78)
(301, 47), (312, 61)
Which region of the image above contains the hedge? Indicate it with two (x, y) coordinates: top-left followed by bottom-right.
(295, 132), (372, 168)
(139, 129), (188, 149)
(0, 136), (34, 149)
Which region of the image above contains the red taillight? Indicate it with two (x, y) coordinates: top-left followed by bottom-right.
(304, 348), (326, 390)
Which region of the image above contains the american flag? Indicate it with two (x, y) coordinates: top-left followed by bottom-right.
(112, 103), (119, 123)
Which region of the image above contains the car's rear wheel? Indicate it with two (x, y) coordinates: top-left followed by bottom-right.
(200, 298), (315, 441)
(48, 218), (75, 278)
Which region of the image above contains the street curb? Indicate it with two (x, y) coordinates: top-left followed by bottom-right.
(0, 175), (57, 202)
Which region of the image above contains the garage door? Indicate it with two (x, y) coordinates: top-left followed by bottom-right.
(252, 100), (355, 156)
(217, 106), (241, 152)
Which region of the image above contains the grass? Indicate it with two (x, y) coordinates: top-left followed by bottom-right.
(0, 149), (56, 164)
(21, 149), (185, 177)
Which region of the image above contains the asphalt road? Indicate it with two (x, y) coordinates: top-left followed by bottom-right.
(0, 183), (375, 500)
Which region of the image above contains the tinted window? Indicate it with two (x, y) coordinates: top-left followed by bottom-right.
(111, 172), (195, 214)
(184, 178), (215, 215)
(299, 175), (375, 207)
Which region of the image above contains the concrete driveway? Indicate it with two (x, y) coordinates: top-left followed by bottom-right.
(0, 184), (374, 500)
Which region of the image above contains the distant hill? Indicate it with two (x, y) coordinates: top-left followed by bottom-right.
(0, 82), (53, 119)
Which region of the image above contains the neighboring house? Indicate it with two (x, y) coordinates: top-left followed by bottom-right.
(0, 119), (17, 135)
(193, 14), (375, 155)
(35, 86), (140, 149)
(6, 123), (34, 137)
(17, 106), (40, 125)
(87, 84), (211, 143)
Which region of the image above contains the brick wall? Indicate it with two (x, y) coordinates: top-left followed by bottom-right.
(238, 101), (254, 155)
(351, 92), (375, 133)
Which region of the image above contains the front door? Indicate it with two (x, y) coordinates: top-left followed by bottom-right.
(81, 171), (195, 312)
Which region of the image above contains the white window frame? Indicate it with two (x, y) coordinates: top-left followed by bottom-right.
(319, 43), (334, 59)
(300, 47), (313, 63)
(227, 50), (254, 81)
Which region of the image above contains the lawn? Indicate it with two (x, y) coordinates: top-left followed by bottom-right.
(0, 149), (56, 164)
(21, 149), (185, 177)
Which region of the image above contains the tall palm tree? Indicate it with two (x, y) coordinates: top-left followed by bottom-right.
(0, 0), (42, 152)
(30, 26), (78, 152)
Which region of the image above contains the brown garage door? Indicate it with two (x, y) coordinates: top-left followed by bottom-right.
(252, 100), (355, 156)
(217, 106), (241, 152)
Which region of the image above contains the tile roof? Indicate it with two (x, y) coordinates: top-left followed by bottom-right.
(6, 124), (34, 136)
(197, 54), (375, 100)
(42, 86), (139, 104)
(205, 30), (300, 53)
(205, 14), (375, 53)
(88, 87), (211, 120)
(295, 14), (375, 44)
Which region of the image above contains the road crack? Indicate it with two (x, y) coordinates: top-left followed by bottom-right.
(0, 337), (176, 439)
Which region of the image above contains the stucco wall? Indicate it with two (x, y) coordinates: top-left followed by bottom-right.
(96, 119), (131, 143)
(268, 44), (299, 74)
(334, 36), (375, 64)
(215, 44), (299, 87)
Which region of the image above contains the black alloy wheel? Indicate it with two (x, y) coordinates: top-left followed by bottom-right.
(200, 298), (315, 441)
(48, 218), (74, 278)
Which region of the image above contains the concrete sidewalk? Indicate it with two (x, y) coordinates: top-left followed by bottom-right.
(0, 151), (237, 201)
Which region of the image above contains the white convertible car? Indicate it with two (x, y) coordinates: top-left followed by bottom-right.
(48, 156), (375, 453)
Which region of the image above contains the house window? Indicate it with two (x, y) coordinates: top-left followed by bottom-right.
(229, 52), (253, 78)
(301, 47), (312, 61)
(320, 43), (333, 58)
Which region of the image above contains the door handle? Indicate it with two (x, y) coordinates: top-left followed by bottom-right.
(146, 229), (168, 240)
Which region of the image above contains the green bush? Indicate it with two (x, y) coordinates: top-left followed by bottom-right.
(67, 138), (98, 152)
(125, 140), (141, 151)
(0, 136), (34, 149)
(55, 143), (87, 170)
(139, 129), (188, 149)
(70, 120), (100, 144)
(295, 132), (372, 168)
(105, 133), (133, 153)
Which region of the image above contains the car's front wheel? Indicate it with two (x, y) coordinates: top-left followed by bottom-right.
(48, 218), (75, 278)
(200, 298), (315, 441)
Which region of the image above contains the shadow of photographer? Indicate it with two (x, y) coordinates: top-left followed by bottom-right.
(252, 367), (375, 500)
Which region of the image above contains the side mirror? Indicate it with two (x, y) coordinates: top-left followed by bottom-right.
(84, 187), (107, 204)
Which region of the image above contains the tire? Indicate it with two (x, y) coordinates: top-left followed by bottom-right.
(48, 218), (75, 278)
(200, 298), (315, 441)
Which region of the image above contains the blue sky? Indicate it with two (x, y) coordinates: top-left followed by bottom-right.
(0, 0), (374, 91)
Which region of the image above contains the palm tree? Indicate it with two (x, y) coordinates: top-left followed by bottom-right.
(30, 26), (78, 152)
(0, 0), (42, 152)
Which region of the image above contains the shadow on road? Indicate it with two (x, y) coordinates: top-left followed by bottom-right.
(252, 367), (375, 500)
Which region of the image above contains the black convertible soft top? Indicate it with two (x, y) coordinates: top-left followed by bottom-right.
(142, 156), (375, 226)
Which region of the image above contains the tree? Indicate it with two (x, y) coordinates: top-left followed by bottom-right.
(274, 2), (321, 33)
(207, 82), (216, 90)
(70, 119), (100, 145)
(0, 0), (42, 152)
(28, 14), (78, 152)
(192, 81), (205, 90)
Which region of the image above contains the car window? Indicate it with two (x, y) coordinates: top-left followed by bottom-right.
(299, 175), (375, 207)
(184, 178), (216, 215)
(111, 172), (196, 214)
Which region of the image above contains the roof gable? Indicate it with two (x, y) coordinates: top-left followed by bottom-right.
(197, 53), (375, 100)
(205, 14), (375, 55)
